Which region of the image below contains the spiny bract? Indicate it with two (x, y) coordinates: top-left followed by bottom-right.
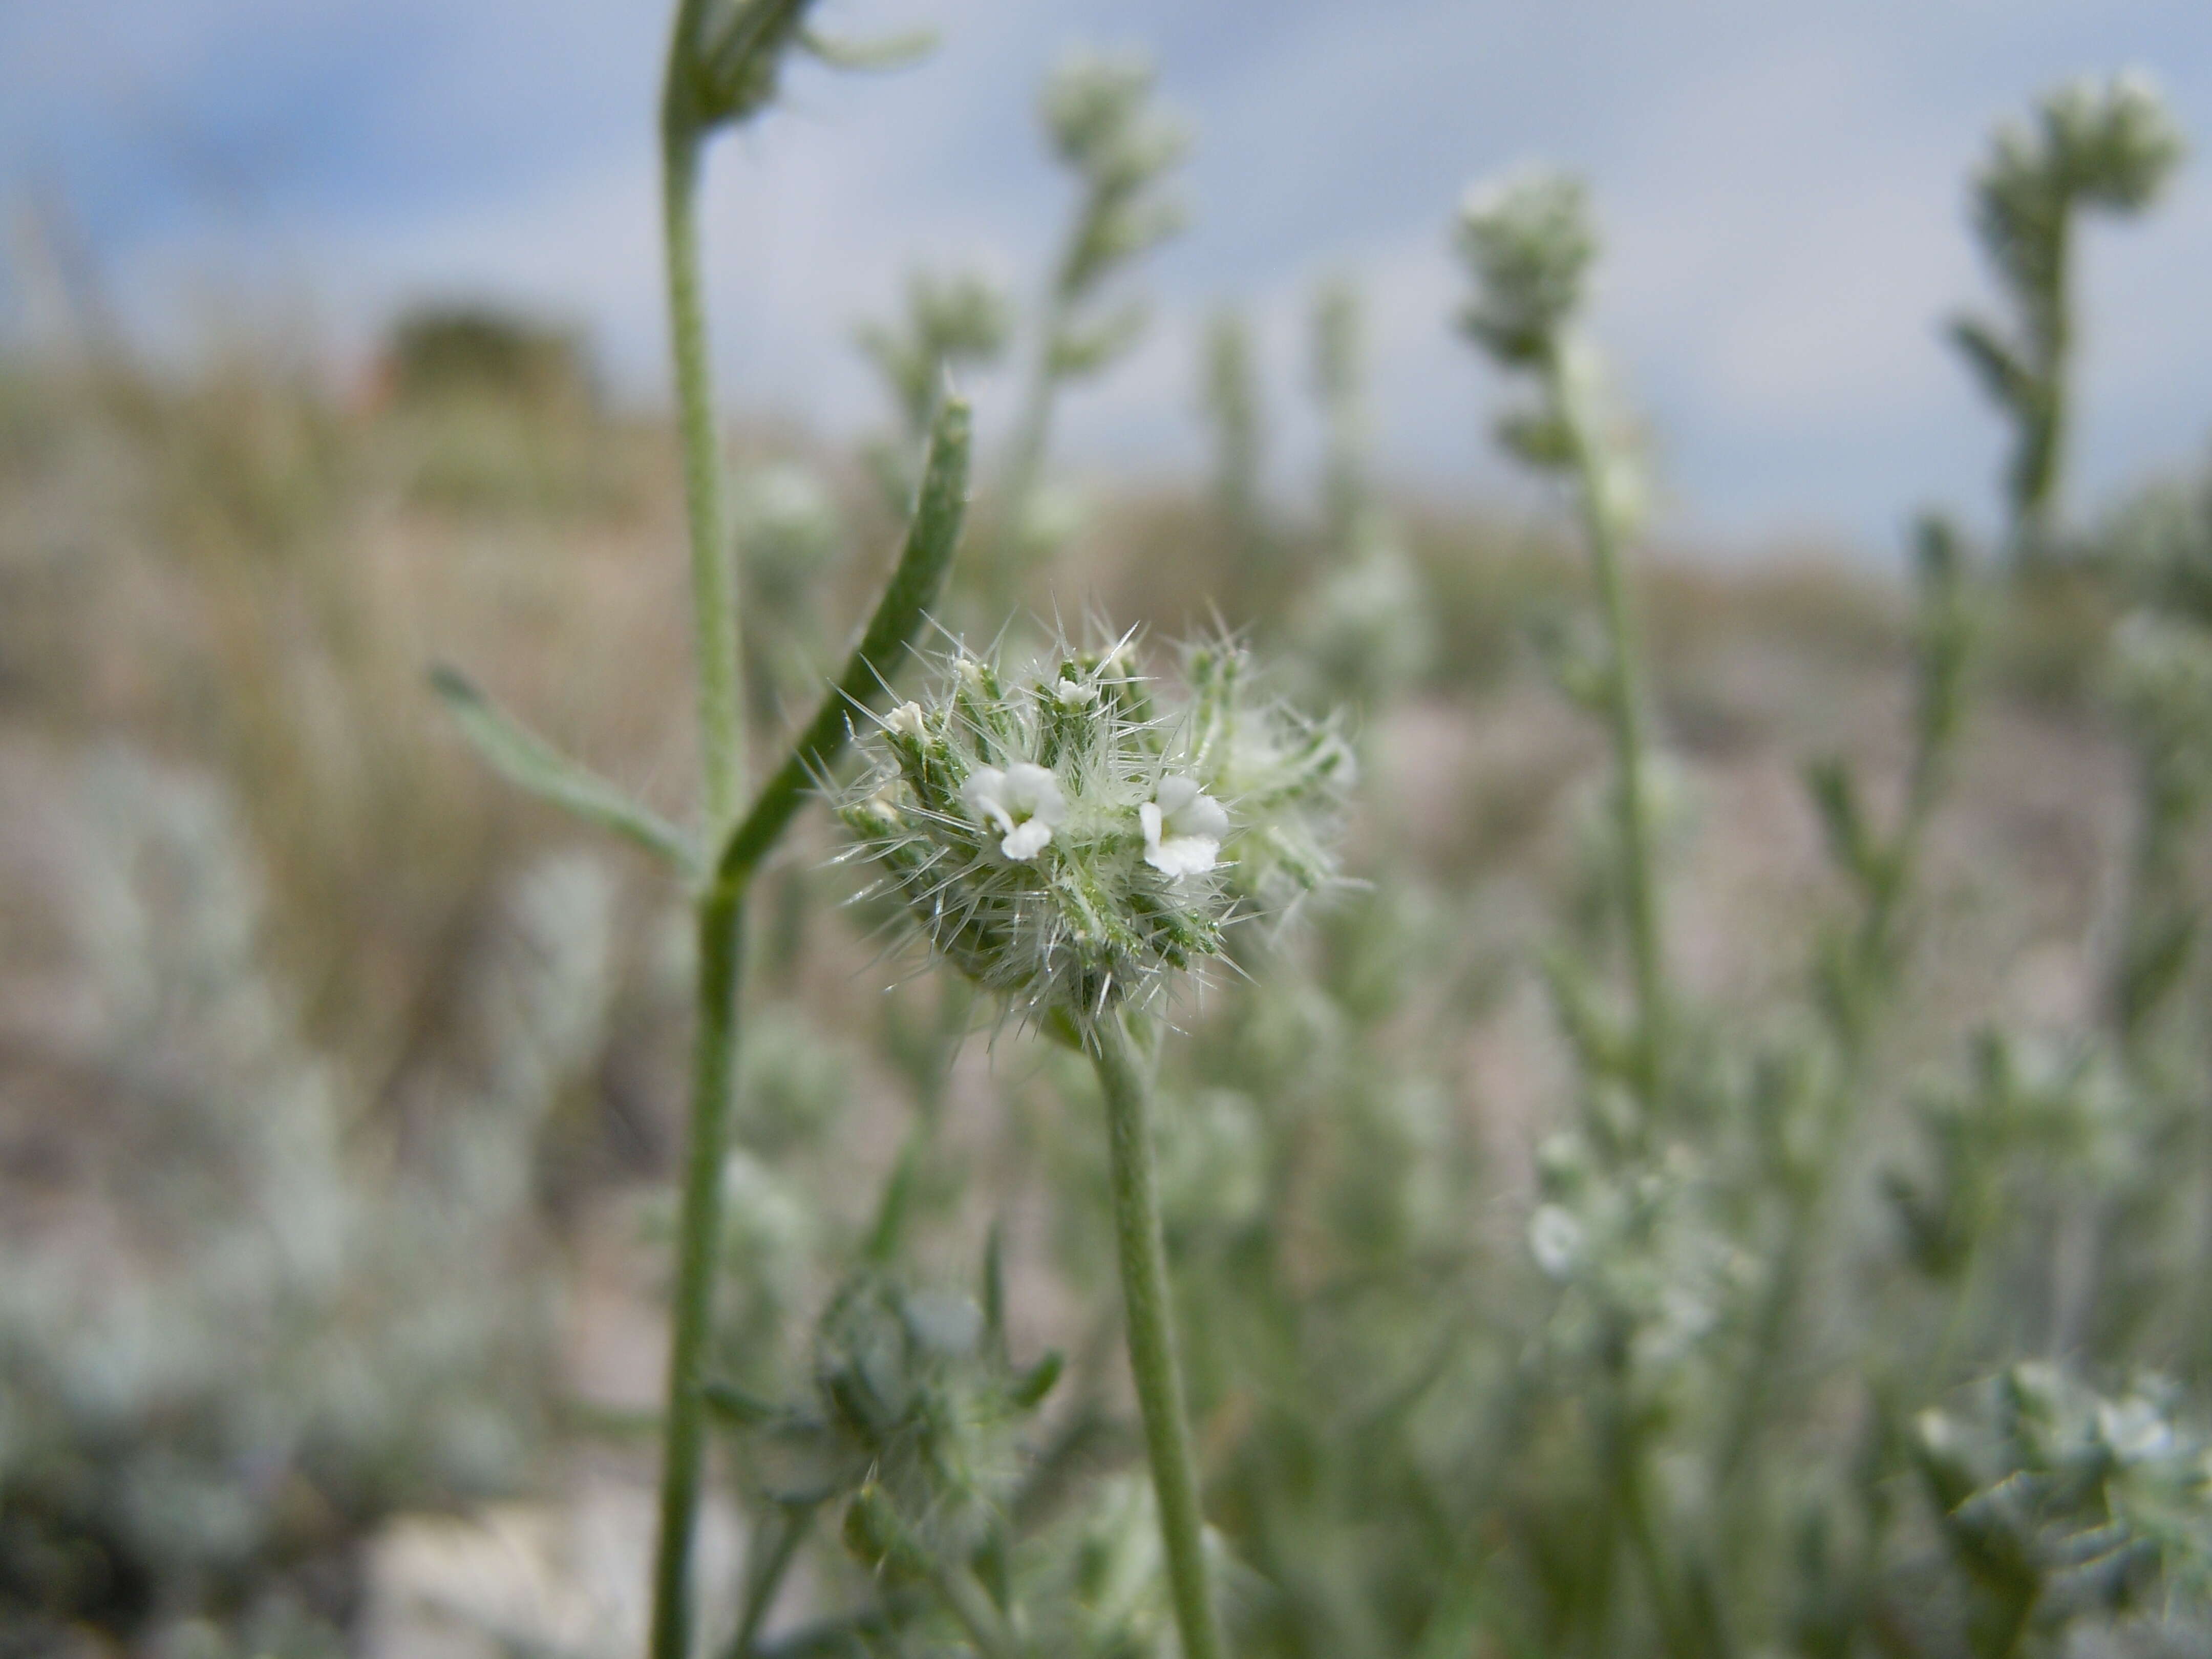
(838, 632), (1351, 1025)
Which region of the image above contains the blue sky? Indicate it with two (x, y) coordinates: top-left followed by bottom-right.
(8, 0), (2212, 561)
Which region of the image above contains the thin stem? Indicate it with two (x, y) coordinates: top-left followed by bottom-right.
(931, 1560), (1026, 1659)
(649, 884), (747, 1659)
(983, 291), (1065, 602)
(2014, 215), (2072, 566)
(1090, 1013), (1226, 1659)
(664, 118), (745, 825)
(1603, 1377), (1721, 1659)
(1550, 341), (1664, 1104)
(649, 343), (968, 1659)
(850, 1488), (1025, 1659)
(725, 1505), (813, 1659)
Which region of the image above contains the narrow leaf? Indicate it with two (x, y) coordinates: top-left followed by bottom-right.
(799, 25), (938, 71)
(703, 1379), (781, 1429)
(713, 394), (972, 891)
(432, 665), (699, 875)
(1948, 315), (2035, 410)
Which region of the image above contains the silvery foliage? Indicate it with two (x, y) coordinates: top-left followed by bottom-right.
(839, 634), (1350, 1025)
(732, 461), (842, 613)
(1293, 281), (1436, 710)
(1916, 1365), (2212, 1643)
(1951, 73), (2184, 552)
(2102, 452), (2212, 811)
(0, 751), (612, 1636)
(1455, 167), (1648, 539)
(724, 1275), (1055, 1554)
(1527, 1129), (1753, 1408)
(1037, 51), (1188, 380)
(858, 269), (1013, 513)
(732, 460), (846, 717)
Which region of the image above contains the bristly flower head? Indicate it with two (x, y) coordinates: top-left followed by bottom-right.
(839, 629), (1351, 1026)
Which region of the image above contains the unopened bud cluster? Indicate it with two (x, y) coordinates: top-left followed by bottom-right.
(1453, 167), (1646, 534)
(1454, 169), (1597, 370)
(839, 633), (1350, 1024)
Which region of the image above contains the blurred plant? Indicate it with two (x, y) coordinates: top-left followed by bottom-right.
(1455, 168), (1665, 1106)
(731, 460), (845, 725)
(1913, 1364), (2212, 1656)
(2104, 610), (2212, 1044)
(699, 1254), (1062, 1658)
(1200, 305), (1267, 578)
(857, 269), (1014, 516)
(385, 305), (597, 411)
(1951, 73), (2183, 566)
(985, 51), (1188, 592)
(1294, 280), (1434, 711)
(0, 753), (604, 1649)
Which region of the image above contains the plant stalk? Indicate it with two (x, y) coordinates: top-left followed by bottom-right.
(983, 291), (1066, 602)
(651, 20), (748, 1648)
(664, 116), (745, 826)
(651, 885), (748, 1659)
(726, 1504), (813, 1659)
(1551, 343), (1665, 1104)
(1090, 1013), (1225, 1659)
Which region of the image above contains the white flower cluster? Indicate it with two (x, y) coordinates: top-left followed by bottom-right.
(840, 633), (1350, 1024)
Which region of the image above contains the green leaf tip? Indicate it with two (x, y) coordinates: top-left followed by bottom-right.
(711, 394), (973, 892)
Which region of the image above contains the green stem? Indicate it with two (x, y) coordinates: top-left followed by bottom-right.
(1090, 1013), (1226, 1659)
(1604, 1383), (1721, 1659)
(664, 114), (745, 825)
(648, 365), (967, 1659)
(726, 1505), (813, 1659)
(1551, 342), (1664, 1105)
(650, 886), (747, 1659)
(2014, 216), (2071, 567)
(984, 297), (1064, 601)
(931, 1560), (1026, 1659)
(851, 1487), (1024, 1659)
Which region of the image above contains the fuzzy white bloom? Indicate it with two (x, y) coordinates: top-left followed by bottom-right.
(1527, 1204), (1584, 1280)
(1140, 775), (1228, 878)
(838, 632), (1349, 1023)
(962, 761), (1067, 861)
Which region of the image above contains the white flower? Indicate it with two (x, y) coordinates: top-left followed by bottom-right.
(1527, 1204), (1583, 1279)
(962, 762), (1066, 861)
(1140, 774), (1228, 878)
(1054, 674), (1098, 709)
(885, 700), (929, 741)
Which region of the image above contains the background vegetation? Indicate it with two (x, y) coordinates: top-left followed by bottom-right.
(4, 28), (2212, 1659)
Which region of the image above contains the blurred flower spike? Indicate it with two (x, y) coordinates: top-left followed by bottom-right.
(1454, 168), (1599, 368)
(840, 631), (1350, 1026)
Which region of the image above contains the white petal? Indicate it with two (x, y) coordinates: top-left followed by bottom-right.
(1001, 818), (1054, 861)
(886, 700), (928, 740)
(1005, 762), (1066, 825)
(1174, 791), (1229, 840)
(1139, 800), (1165, 853)
(961, 768), (1013, 835)
(1154, 774), (1200, 814)
(1146, 834), (1220, 879)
